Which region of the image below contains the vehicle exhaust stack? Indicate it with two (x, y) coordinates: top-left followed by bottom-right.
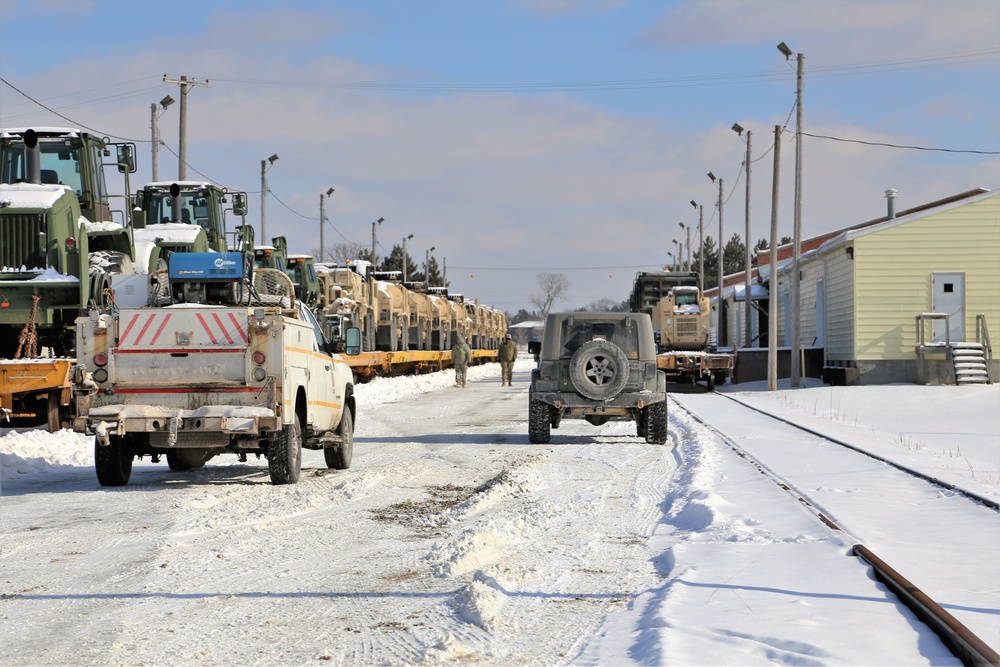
(24, 129), (41, 185)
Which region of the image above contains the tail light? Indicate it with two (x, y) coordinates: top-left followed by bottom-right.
(94, 353), (108, 367)
(65, 237), (77, 252)
(252, 351), (266, 365)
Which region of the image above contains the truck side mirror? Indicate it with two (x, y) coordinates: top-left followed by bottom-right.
(117, 144), (137, 173)
(527, 340), (540, 360)
(344, 327), (362, 356)
(232, 193), (247, 216)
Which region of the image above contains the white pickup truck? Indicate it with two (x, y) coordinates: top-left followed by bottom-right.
(72, 257), (359, 486)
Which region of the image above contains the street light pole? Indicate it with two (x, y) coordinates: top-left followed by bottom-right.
(734, 123), (753, 348)
(708, 172), (725, 347)
(679, 222), (691, 272)
(779, 41), (805, 387)
(162, 75), (208, 180)
(402, 234), (413, 282)
(319, 187), (334, 262)
(371, 217), (384, 267)
(150, 95), (174, 182)
(260, 154), (279, 243)
(425, 246), (436, 285)
(690, 200), (703, 289)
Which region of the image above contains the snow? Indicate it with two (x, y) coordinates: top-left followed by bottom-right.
(0, 182), (68, 209)
(0, 361), (997, 665)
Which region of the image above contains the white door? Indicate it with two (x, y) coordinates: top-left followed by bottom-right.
(932, 272), (965, 343)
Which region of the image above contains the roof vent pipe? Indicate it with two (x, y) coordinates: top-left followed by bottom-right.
(884, 188), (898, 220)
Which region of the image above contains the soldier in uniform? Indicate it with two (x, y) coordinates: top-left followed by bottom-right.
(498, 333), (517, 386)
(451, 336), (471, 387)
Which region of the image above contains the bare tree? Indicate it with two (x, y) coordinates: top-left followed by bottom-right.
(530, 272), (571, 319)
(312, 241), (366, 264)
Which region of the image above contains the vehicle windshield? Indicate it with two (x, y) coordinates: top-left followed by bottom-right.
(148, 190), (211, 230)
(1, 137), (85, 195)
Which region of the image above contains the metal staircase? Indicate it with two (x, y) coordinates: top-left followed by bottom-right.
(950, 342), (990, 384)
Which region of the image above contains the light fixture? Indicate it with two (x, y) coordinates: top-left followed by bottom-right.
(731, 122), (744, 136)
(690, 200), (697, 209)
(326, 187), (334, 196)
(267, 154), (279, 165)
(159, 95), (175, 109)
(777, 41), (793, 59)
(707, 172), (716, 182)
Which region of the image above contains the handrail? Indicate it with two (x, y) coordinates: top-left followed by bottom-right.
(975, 314), (992, 361)
(915, 313), (950, 385)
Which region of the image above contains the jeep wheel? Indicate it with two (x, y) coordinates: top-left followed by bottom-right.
(644, 401), (668, 445)
(324, 408), (354, 470)
(95, 436), (133, 486)
(268, 413), (302, 484)
(528, 399), (551, 444)
(569, 339), (630, 401)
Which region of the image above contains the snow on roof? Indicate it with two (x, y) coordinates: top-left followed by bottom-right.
(143, 181), (214, 189)
(82, 220), (125, 231)
(134, 224), (203, 245)
(0, 183), (70, 209)
(1, 127), (80, 137)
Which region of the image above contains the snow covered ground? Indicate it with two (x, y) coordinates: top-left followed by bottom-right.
(1, 358), (997, 665)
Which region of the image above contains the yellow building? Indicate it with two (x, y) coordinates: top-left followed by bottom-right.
(770, 188), (999, 384)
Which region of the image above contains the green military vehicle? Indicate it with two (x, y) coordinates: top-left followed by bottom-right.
(0, 127), (137, 357)
(131, 181), (249, 272)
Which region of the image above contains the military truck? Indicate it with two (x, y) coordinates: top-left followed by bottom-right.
(527, 312), (668, 445)
(285, 254), (320, 309)
(0, 127), (138, 358)
(72, 249), (360, 486)
(629, 271), (733, 390)
(131, 181), (248, 272)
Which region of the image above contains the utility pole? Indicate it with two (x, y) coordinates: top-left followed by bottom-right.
(402, 234), (413, 282)
(320, 188), (334, 262)
(425, 246), (436, 285)
(791, 51), (804, 387)
(260, 154), (279, 242)
(162, 75), (208, 180)
(768, 126), (782, 391)
(150, 95), (174, 182)
(371, 217), (384, 268)
(708, 173), (725, 347)
(690, 201), (704, 289)
(744, 129), (753, 349)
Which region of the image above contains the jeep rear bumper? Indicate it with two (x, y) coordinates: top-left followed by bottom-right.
(532, 390), (666, 414)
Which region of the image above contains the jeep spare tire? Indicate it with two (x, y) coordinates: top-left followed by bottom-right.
(569, 339), (630, 401)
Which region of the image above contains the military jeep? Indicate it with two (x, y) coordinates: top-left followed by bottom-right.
(527, 312), (668, 445)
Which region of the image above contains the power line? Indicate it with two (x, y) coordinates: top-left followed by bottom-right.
(449, 264), (665, 272)
(801, 132), (999, 155)
(0, 76), (150, 142)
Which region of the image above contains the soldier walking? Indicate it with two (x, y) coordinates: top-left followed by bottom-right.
(498, 333), (517, 386)
(451, 336), (471, 387)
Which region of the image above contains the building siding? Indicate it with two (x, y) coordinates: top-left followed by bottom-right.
(853, 195), (1000, 361)
(821, 249), (855, 361)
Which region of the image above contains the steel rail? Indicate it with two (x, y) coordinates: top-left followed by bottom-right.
(670, 397), (999, 667)
(716, 392), (999, 511)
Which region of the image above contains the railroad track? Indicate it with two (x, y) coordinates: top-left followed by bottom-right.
(671, 394), (1000, 667)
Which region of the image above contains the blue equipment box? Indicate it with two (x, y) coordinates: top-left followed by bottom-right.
(168, 252), (244, 282)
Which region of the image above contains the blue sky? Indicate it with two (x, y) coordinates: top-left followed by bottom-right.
(2, 0), (998, 312)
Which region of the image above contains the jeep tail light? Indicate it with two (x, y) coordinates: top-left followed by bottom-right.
(94, 353), (108, 367)
(65, 236), (77, 252)
(252, 351), (266, 365)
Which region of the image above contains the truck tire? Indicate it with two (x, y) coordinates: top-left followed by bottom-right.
(706, 373), (716, 391)
(268, 413), (302, 485)
(95, 436), (133, 486)
(569, 339), (630, 401)
(644, 401), (668, 445)
(324, 409), (353, 470)
(528, 399), (551, 444)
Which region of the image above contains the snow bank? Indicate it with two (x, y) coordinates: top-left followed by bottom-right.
(0, 428), (92, 481)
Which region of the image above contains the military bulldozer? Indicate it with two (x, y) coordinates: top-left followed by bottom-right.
(0, 127), (138, 358)
(131, 181), (249, 272)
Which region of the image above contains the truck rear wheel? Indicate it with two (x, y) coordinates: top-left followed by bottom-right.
(528, 399), (551, 444)
(95, 436), (133, 486)
(324, 409), (353, 470)
(268, 413), (302, 484)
